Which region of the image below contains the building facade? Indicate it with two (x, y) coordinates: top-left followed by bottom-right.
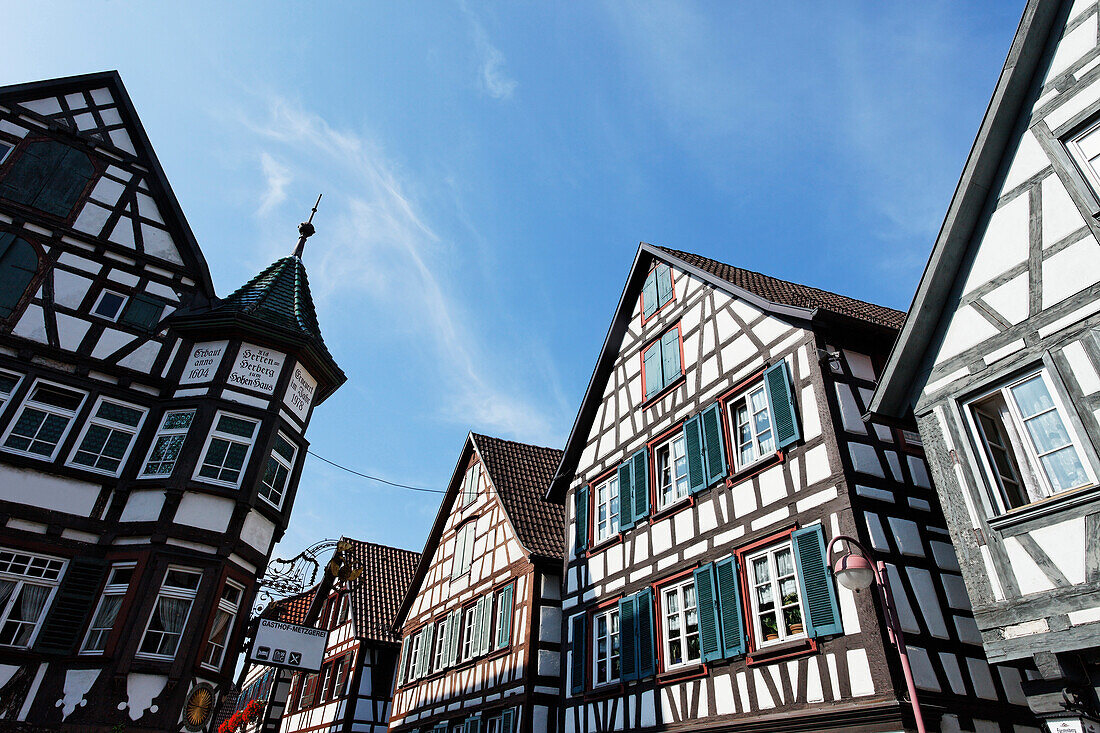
(0, 72), (344, 731)
(870, 0), (1100, 727)
(546, 245), (1037, 732)
(388, 433), (565, 733)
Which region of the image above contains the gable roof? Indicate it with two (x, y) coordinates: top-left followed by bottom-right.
(341, 537), (421, 645)
(259, 586), (316, 625)
(547, 242), (905, 502)
(0, 71), (216, 298)
(869, 0), (1064, 419)
(392, 432), (564, 631)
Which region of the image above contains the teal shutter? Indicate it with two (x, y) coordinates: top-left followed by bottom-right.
(630, 449), (649, 522)
(0, 234), (38, 319)
(694, 564), (722, 663)
(764, 361), (800, 449)
(445, 609), (461, 667)
(478, 594), (492, 655)
(574, 485), (589, 554)
(791, 525), (843, 638)
(120, 294), (165, 331)
(34, 558), (107, 655)
(0, 140), (67, 206)
(35, 145), (94, 217)
(636, 588), (656, 678)
(422, 623), (436, 675)
(570, 614), (586, 694)
(618, 595), (637, 682)
(715, 557), (746, 658)
(501, 708), (516, 732)
(496, 584), (513, 649)
(660, 329), (681, 383)
(642, 270), (658, 318)
(701, 403), (728, 485)
(684, 414), (707, 494)
(656, 263), (673, 307)
(618, 460), (635, 530)
(464, 713), (482, 733)
(396, 636), (410, 685)
(643, 343), (662, 399)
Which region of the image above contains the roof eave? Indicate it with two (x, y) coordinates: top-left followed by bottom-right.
(869, 0), (1064, 419)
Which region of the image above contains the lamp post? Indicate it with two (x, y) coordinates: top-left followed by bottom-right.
(828, 534), (928, 733)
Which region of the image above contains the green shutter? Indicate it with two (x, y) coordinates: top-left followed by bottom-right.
(501, 708), (516, 733)
(570, 614), (586, 694)
(660, 329), (681, 383)
(424, 623), (437, 675)
(496, 584), (513, 650)
(396, 636), (410, 685)
(642, 270), (658, 318)
(684, 414), (707, 494)
(574, 485), (589, 554)
(630, 449), (649, 522)
(636, 588), (656, 679)
(0, 140), (67, 206)
(694, 564), (722, 663)
(618, 595), (637, 682)
(34, 145), (94, 217)
(764, 360), (800, 449)
(656, 263), (673, 308)
(464, 712), (482, 733)
(0, 234), (38, 319)
(701, 403), (728, 485)
(414, 626), (431, 678)
(643, 343), (662, 399)
(791, 525), (843, 638)
(715, 556), (745, 658)
(478, 594), (492, 656)
(35, 558), (107, 655)
(446, 609), (461, 667)
(120, 294), (165, 331)
(618, 460), (635, 530)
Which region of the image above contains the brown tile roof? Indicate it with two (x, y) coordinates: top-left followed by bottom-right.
(661, 247), (906, 330)
(473, 434), (566, 560)
(341, 537), (421, 644)
(259, 587), (316, 625)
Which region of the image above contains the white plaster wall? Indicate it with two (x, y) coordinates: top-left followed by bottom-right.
(174, 493), (234, 533)
(0, 464), (99, 516)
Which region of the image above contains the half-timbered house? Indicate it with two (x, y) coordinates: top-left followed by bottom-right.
(388, 433), (565, 733)
(547, 244), (1037, 732)
(869, 0), (1100, 727)
(282, 538), (420, 733)
(0, 72), (345, 731)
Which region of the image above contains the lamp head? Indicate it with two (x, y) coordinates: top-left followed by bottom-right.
(832, 551), (875, 591)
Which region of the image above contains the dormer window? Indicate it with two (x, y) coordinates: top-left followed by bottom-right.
(641, 262), (674, 320)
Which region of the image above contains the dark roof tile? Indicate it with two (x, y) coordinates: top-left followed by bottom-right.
(341, 537), (421, 645)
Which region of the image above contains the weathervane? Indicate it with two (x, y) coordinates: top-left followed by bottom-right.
(293, 193), (323, 257)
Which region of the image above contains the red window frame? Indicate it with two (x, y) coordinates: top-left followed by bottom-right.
(639, 323), (686, 406)
(586, 464), (624, 553)
(650, 565), (707, 680)
(585, 593), (624, 694)
(646, 418), (696, 518)
(717, 367), (785, 485)
(639, 263), (677, 325)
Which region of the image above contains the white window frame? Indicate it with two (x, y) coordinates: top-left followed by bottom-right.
(727, 382), (776, 471)
(493, 583), (513, 649)
(745, 541), (806, 648)
(193, 410), (260, 488)
(136, 566), (201, 660)
(405, 630), (422, 681)
(461, 463), (481, 507)
(964, 368), (1096, 514)
(592, 607), (620, 686)
(460, 604), (477, 662)
(258, 431), (297, 509)
(1067, 117), (1100, 196)
(432, 618), (447, 672)
(65, 396), (147, 476)
(452, 521), (475, 579)
(594, 473), (619, 543)
(660, 578), (700, 671)
(0, 369), (23, 417)
(80, 562), (135, 654)
(0, 141), (12, 165)
(0, 548), (66, 649)
(139, 409), (196, 478)
(654, 432), (690, 511)
(91, 289), (128, 322)
(0, 379), (87, 461)
(201, 579), (244, 671)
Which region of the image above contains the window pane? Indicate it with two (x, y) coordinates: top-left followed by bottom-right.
(1022, 410), (1073, 455)
(1010, 376), (1055, 418)
(273, 434), (295, 461)
(96, 401), (142, 427)
(31, 385), (83, 411)
(1040, 447), (1090, 492)
(164, 411), (194, 430)
(217, 415), (256, 438)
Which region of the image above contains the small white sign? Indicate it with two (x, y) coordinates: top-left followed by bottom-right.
(179, 341), (228, 385)
(283, 362), (317, 422)
(1047, 718), (1100, 733)
(227, 342), (285, 395)
(249, 619), (328, 672)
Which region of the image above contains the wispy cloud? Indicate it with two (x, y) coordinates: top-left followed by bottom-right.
(460, 3), (518, 100)
(257, 152), (291, 215)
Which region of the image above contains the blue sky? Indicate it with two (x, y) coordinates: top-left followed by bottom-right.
(6, 3), (1023, 559)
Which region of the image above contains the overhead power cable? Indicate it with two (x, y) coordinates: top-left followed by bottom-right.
(306, 449), (448, 494)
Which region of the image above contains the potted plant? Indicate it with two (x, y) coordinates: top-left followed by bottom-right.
(762, 614), (779, 641)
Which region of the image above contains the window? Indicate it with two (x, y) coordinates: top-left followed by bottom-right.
(485, 709), (516, 733)
(0, 233), (39, 320)
(405, 631), (422, 682)
(594, 474), (619, 543)
(0, 140), (96, 217)
(746, 543), (805, 647)
(432, 618), (448, 671)
(137, 566), (200, 659)
(0, 141), (12, 164)
(460, 463), (481, 507)
(641, 262), (674, 319)
(461, 604), (477, 662)
(966, 369), (1095, 512)
(452, 521), (475, 578)
(593, 607), (620, 686)
(81, 563), (134, 653)
(331, 656), (348, 699)
(493, 583), (514, 651)
(1068, 118), (1100, 195)
(728, 383), (775, 470)
(300, 672), (318, 710)
(0, 370), (22, 414)
(318, 662), (334, 702)
(140, 410), (195, 477)
(119, 293), (165, 331)
(92, 290), (127, 321)
(1, 381), (86, 460)
(661, 578), (700, 669)
(195, 412), (259, 487)
(654, 432), (690, 510)
(259, 432), (297, 508)
(642, 327), (682, 400)
(67, 397), (146, 475)
(0, 548), (65, 648)
(202, 579), (243, 670)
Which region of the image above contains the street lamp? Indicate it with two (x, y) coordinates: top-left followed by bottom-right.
(828, 535), (927, 733)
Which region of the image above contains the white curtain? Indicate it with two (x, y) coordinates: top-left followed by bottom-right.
(94, 595), (123, 628)
(0, 580), (15, 611)
(19, 584), (49, 621)
(208, 610), (230, 643)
